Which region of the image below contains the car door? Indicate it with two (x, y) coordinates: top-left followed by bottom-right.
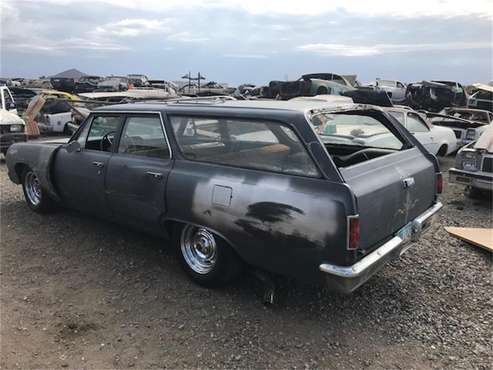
(105, 113), (172, 230)
(406, 112), (438, 154)
(53, 113), (123, 217)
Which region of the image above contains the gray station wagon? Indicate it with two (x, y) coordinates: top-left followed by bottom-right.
(6, 100), (443, 293)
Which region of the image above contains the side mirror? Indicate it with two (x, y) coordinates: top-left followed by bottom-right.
(8, 102), (16, 110)
(65, 141), (81, 153)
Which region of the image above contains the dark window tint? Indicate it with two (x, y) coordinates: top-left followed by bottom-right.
(170, 116), (320, 177)
(118, 116), (170, 159)
(406, 113), (429, 133)
(85, 115), (121, 152)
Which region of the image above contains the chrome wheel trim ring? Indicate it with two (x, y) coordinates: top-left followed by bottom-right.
(180, 225), (218, 274)
(25, 171), (42, 206)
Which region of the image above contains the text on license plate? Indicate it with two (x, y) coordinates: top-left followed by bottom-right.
(456, 176), (471, 184)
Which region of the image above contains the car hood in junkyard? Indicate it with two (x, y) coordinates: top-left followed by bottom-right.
(0, 109), (25, 126)
(474, 124), (493, 153)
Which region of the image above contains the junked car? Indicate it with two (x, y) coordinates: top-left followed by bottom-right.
(406, 80), (467, 112)
(268, 73), (354, 100)
(5, 100), (442, 293)
(427, 108), (492, 146)
(36, 99), (74, 135)
(127, 74), (150, 87)
(366, 79), (407, 103)
(386, 107), (457, 156)
(468, 84), (493, 112)
(449, 125), (492, 195)
(0, 109), (26, 155)
(97, 76), (129, 92)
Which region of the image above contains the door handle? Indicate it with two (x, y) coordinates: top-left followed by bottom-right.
(92, 161), (104, 168)
(146, 171), (163, 180)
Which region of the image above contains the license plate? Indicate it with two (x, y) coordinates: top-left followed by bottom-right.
(456, 176), (471, 184)
(398, 223), (413, 243)
(10, 125), (22, 132)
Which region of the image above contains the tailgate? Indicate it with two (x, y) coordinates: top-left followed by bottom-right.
(340, 148), (436, 251)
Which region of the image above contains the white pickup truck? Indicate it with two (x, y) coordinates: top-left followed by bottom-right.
(0, 86), (27, 154)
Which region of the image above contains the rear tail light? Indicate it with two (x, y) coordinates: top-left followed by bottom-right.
(436, 173), (443, 194)
(347, 216), (360, 250)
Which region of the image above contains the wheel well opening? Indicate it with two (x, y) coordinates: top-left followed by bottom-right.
(14, 163), (29, 181)
(437, 144), (448, 157)
(162, 220), (182, 239)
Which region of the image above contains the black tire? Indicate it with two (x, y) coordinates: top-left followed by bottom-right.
(63, 123), (72, 136)
(316, 86), (328, 95)
(437, 145), (448, 157)
(467, 186), (483, 199)
(21, 168), (56, 213)
(173, 223), (243, 287)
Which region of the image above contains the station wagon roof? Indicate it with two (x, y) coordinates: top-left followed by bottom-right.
(95, 99), (362, 115)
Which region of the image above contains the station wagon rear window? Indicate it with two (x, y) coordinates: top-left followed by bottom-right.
(170, 116), (320, 177)
(308, 111), (405, 150)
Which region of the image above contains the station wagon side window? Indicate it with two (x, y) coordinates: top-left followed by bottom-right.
(406, 113), (429, 133)
(118, 115), (170, 159)
(170, 116), (320, 178)
(85, 115), (121, 152)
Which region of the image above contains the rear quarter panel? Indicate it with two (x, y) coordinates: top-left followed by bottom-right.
(166, 160), (356, 280)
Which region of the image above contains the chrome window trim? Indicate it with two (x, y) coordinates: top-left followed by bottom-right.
(167, 113), (322, 178)
(90, 110), (173, 159)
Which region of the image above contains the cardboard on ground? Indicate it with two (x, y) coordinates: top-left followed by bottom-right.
(445, 227), (493, 252)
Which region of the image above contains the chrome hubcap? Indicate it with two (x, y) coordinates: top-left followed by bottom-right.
(25, 172), (41, 206)
(181, 226), (217, 274)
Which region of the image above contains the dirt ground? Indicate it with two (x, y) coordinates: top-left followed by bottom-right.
(0, 155), (491, 370)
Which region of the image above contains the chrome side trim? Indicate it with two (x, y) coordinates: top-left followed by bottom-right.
(320, 201), (442, 278)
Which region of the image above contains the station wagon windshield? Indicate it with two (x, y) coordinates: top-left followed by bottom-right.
(308, 112), (404, 150)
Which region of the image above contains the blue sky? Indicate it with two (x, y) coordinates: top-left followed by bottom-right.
(1, 0), (492, 85)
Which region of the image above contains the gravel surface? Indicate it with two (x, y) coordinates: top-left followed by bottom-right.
(1, 156), (491, 369)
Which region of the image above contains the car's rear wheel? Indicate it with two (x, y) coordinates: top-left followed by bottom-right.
(21, 168), (56, 213)
(174, 223), (243, 287)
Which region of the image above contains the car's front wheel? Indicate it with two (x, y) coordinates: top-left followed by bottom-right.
(21, 168), (56, 213)
(174, 224), (243, 287)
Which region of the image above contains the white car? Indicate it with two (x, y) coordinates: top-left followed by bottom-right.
(386, 108), (457, 156)
(366, 79), (407, 103)
(36, 99), (73, 134)
(430, 108), (492, 146)
(0, 109), (27, 154)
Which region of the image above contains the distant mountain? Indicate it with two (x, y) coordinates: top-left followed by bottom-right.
(51, 68), (87, 81)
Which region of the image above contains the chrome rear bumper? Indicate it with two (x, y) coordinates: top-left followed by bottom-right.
(319, 201), (443, 293)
